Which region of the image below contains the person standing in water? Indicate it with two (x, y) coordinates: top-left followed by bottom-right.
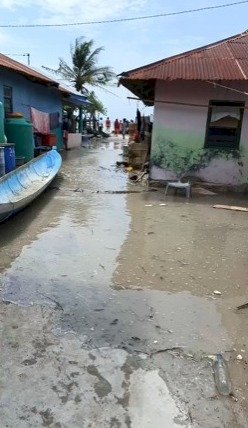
(62, 116), (69, 150)
(122, 118), (127, 140)
(105, 117), (111, 133)
(114, 119), (120, 136)
(98, 117), (103, 135)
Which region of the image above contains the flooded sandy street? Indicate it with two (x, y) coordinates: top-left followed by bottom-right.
(0, 138), (248, 427)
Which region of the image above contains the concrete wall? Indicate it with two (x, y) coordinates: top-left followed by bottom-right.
(150, 80), (248, 186)
(0, 69), (63, 149)
(67, 133), (81, 148)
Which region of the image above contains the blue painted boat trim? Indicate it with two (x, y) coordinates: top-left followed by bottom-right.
(0, 149), (62, 222)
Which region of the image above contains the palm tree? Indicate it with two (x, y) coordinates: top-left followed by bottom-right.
(86, 91), (107, 131)
(82, 91), (107, 131)
(44, 37), (115, 93)
(87, 91), (106, 116)
(43, 38), (115, 131)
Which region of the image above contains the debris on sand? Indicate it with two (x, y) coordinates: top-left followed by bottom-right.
(213, 354), (232, 396)
(129, 171), (148, 183)
(150, 346), (183, 357)
(131, 336), (141, 341)
(236, 354), (243, 361)
(74, 188), (84, 193)
(236, 302), (248, 310)
(213, 204), (248, 212)
(116, 161), (130, 168)
(104, 190), (142, 194)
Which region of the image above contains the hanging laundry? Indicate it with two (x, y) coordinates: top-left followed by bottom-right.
(31, 107), (50, 134)
(49, 112), (60, 130)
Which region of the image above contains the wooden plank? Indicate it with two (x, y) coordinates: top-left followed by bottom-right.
(237, 303), (248, 310)
(213, 204), (248, 212)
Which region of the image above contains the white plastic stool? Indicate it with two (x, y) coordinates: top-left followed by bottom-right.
(165, 181), (191, 198)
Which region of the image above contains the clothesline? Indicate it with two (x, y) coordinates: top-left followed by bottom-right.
(127, 97), (248, 109)
(30, 107), (60, 133)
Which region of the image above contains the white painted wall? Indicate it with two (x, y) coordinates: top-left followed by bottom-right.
(151, 80), (248, 186)
(154, 80), (248, 145)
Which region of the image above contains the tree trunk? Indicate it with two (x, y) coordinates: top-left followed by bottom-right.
(78, 106), (83, 133)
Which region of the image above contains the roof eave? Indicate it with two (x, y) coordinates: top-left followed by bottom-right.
(0, 64), (59, 87)
(119, 77), (155, 106)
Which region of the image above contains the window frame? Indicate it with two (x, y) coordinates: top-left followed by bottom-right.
(204, 100), (245, 150)
(3, 85), (13, 116)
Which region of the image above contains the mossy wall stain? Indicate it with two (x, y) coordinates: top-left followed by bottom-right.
(151, 125), (247, 179)
(152, 127), (205, 150)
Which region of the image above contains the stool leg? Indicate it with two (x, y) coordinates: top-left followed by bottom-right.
(165, 183), (169, 196)
(186, 186), (191, 199)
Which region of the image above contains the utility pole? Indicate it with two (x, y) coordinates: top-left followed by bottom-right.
(26, 53), (30, 66)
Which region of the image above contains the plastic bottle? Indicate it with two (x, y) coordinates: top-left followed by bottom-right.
(213, 353), (232, 396)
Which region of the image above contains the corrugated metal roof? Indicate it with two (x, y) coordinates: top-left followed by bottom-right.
(120, 31), (248, 82)
(0, 53), (91, 106)
(0, 53), (58, 86)
(62, 93), (90, 107)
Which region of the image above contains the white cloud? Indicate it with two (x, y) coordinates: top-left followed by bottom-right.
(0, 30), (10, 46)
(0, 0), (20, 9)
(0, 27), (34, 55)
(0, 0), (149, 23)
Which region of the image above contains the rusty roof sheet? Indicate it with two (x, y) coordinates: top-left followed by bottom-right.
(120, 32), (248, 82)
(0, 53), (58, 86)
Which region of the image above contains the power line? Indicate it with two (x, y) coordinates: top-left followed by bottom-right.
(127, 95), (248, 108)
(4, 53), (27, 56)
(0, 1), (247, 28)
(3, 53), (30, 64)
(206, 80), (248, 95)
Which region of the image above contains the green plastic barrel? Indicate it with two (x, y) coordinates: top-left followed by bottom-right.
(0, 102), (5, 144)
(5, 115), (34, 162)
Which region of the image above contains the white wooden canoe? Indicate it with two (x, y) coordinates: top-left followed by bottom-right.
(0, 149), (62, 222)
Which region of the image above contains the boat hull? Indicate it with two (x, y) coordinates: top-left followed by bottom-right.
(0, 150), (62, 222)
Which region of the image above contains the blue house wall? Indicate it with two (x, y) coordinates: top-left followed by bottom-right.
(0, 69), (63, 148)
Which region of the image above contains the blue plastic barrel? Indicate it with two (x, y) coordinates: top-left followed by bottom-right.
(0, 102), (5, 145)
(0, 147), (5, 176)
(0, 143), (16, 173)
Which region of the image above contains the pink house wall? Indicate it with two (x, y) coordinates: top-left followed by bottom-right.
(151, 80), (248, 186)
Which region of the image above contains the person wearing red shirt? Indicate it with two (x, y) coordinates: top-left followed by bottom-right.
(105, 117), (111, 133)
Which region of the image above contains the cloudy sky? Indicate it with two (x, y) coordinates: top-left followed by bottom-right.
(0, 0), (248, 121)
